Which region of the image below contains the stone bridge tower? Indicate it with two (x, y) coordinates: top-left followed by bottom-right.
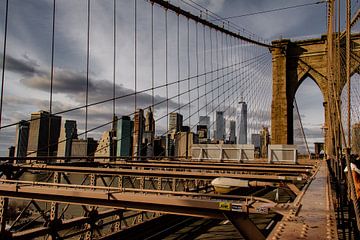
(270, 34), (360, 156)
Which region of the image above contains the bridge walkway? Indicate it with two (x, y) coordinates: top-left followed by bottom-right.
(268, 160), (338, 239)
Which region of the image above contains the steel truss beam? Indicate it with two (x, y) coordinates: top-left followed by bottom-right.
(0, 181), (281, 239)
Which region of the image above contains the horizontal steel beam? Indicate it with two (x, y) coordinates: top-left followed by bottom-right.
(0, 183), (279, 219)
(0, 179), (278, 202)
(93, 162), (313, 173)
(5, 164), (305, 182)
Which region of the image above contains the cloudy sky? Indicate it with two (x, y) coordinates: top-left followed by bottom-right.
(0, 0), (357, 156)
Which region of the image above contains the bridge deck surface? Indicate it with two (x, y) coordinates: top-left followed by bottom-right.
(269, 160), (337, 239)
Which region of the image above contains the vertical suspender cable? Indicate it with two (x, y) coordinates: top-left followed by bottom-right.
(215, 30), (219, 138)
(346, 0), (351, 148)
(165, 9), (169, 133)
(85, 0), (90, 139)
(113, 0), (116, 118)
(0, 0), (9, 129)
(229, 36), (233, 120)
(151, 3), (154, 110)
(225, 32), (229, 125)
(48, 0), (56, 156)
(216, 30), (219, 107)
(187, 18), (191, 126)
(177, 13), (180, 114)
(210, 28), (214, 137)
(112, 0), (117, 159)
(49, 0), (56, 115)
(196, 22), (199, 122)
(221, 32), (224, 114)
(203, 21), (207, 116)
(134, 0), (137, 113)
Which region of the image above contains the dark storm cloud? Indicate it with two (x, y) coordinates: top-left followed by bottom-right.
(20, 69), (92, 93)
(1, 54), (43, 77)
(2, 53), (178, 111)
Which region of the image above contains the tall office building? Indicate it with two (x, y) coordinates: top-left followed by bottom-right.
(199, 116), (210, 139)
(229, 120), (236, 143)
(251, 134), (261, 148)
(143, 108), (155, 157)
(27, 111), (61, 157)
(132, 109), (145, 159)
(175, 131), (197, 158)
(260, 126), (270, 158)
(169, 112), (183, 133)
(116, 116), (133, 158)
(237, 101), (247, 144)
(15, 120), (30, 158)
(215, 111), (225, 141)
(57, 120), (77, 159)
(94, 130), (116, 161)
(145, 108), (155, 133)
(166, 133), (176, 157)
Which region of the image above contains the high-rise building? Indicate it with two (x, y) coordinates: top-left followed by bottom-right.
(132, 109), (145, 160)
(252, 133), (261, 157)
(229, 120), (236, 143)
(169, 112), (183, 133)
(27, 111), (61, 157)
(145, 108), (155, 132)
(57, 120), (77, 159)
(237, 101), (247, 144)
(166, 133), (176, 157)
(95, 130), (115, 161)
(15, 120), (30, 158)
(117, 116), (133, 158)
(199, 116), (210, 139)
(143, 108), (155, 158)
(260, 126), (270, 158)
(175, 131), (197, 159)
(215, 111), (225, 141)
(251, 134), (261, 148)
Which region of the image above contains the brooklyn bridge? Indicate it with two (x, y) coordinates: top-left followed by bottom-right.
(0, 0), (359, 239)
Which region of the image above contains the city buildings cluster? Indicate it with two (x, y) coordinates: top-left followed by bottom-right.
(10, 101), (270, 161)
